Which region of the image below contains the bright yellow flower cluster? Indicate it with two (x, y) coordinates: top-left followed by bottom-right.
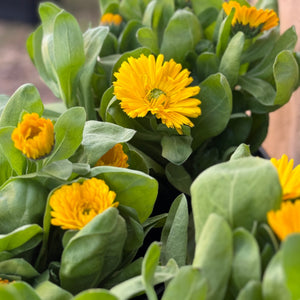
(100, 13), (123, 26)
(113, 54), (201, 134)
(50, 178), (118, 230)
(95, 143), (129, 168)
(267, 155), (300, 241)
(223, 1), (279, 38)
(11, 113), (55, 160)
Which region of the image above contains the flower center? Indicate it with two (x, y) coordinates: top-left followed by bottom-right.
(27, 126), (41, 139)
(147, 88), (168, 113)
(148, 88), (165, 100)
(82, 207), (91, 215)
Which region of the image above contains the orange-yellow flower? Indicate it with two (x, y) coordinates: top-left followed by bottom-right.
(95, 143), (129, 168)
(267, 200), (300, 241)
(271, 154), (300, 201)
(0, 278), (10, 284)
(100, 13), (123, 26)
(113, 54), (201, 134)
(50, 178), (118, 230)
(223, 1), (279, 38)
(11, 112), (54, 160)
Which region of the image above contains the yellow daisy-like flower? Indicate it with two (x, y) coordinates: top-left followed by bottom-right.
(113, 54), (201, 134)
(100, 13), (123, 26)
(223, 1), (279, 38)
(95, 143), (129, 168)
(267, 200), (300, 241)
(271, 154), (300, 201)
(50, 178), (118, 230)
(11, 112), (55, 160)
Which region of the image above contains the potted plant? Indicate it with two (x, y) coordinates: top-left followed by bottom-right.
(0, 0), (300, 299)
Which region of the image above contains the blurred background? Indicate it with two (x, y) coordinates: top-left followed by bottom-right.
(0, 0), (100, 103)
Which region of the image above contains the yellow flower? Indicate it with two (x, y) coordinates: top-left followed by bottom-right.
(223, 1), (279, 38)
(271, 154), (300, 201)
(50, 178), (118, 230)
(267, 200), (300, 241)
(0, 278), (10, 284)
(11, 113), (55, 160)
(113, 54), (201, 134)
(95, 143), (129, 168)
(100, 13), (123, 26)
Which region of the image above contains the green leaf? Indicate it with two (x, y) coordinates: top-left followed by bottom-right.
(165, 163), (192, 195)
(230, 144), (251, 160)
(196, 52), (219, 82)
(273, 50), (299, 105)
(193, 213), (233, 300)
(282, 234), (300, 300)
(162, 266), (207, 300)
(38, 159), (73, 181)
(256, 0), (278, 11)
(149, 0), (175, 46)
(160, 9), (202, 63)
(27, 26), (60, 98)
(119, 0), (145, 20)
(191, 73), (232, 149)
(239, 51), (298, 112)
(0, 150), (12, 186)
(0, 127), (26, 176)
(191, 156), (282, 240)
(60, 208), (127, 294)
(238, 76), (276, 112)
(99, 86), (114, 121)
(248, 26), (297, 80)
(0, 178), (49, 234)
(118, 205), (144, 253)
(74, 289), (119, 300)
(137, 27), (160, 54)
(119, 20), (143, 53)
(78, 26), (109, 119)
(246, 113), (269, 153)
(52, 11), (85, 107)
(0, 94), (9, 116)
(35, 281), (73, 300)
(102, 257), (143, 289)
(236, 281), (263, 300)
(45, 107), (86, 165)
(215, 113), (252, 149)
(191, 0), (223, 16)
(80, 120), (135, 165)
(0, 84), (43, 127)
(38, 3), (63, 94)
(230, 228), (261, 294)
(161, 194), (189, 267)
(216, 8), (235, 57)
(90, 167), (158, 222)
(262, 251), (291, 300)
(142, 242), (161, 300)
(0, 224), (42, 253)
(241, 29), (278, 65)
(99, 0), (119, 14)
(110, 259), (179, 300)
(0, 258), (39, 279)
(219, 32), (245, 88)
(0, 281), (41, 300)
(161, 135), (192, 165)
